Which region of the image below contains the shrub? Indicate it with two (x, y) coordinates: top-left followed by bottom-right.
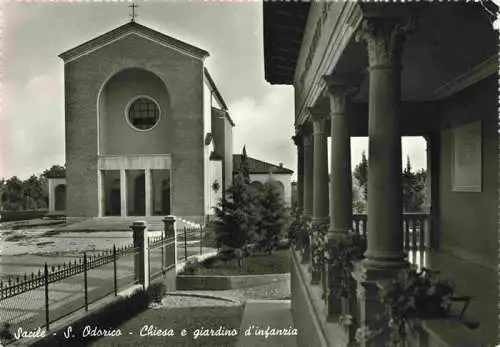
(146, 282), (167, 303)
(0, 322), (14, 345)
(202, 256), (218, 268)
(218, 247), (236, 262)
(183, 258), (199, 275)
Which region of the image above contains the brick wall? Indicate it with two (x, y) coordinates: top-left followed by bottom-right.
(64, 33), (205, 219)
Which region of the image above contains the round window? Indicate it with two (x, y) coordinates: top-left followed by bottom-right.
(126, 96), (161, 131)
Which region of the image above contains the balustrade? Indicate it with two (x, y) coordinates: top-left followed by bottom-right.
(353, 213), (431, 251)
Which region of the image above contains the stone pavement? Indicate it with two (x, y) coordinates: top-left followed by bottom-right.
(178, 273), (297, 347)
(237, 300), (297, 347)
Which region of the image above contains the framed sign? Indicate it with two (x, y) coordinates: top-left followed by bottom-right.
(452, 121), (482, 192)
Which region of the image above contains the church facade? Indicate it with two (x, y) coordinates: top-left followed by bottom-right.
(58, 21), (234, 225)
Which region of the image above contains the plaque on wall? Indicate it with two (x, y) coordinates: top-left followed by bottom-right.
(452, 121), (482, 192)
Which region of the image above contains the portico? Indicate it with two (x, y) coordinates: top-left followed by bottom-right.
(97, 155), (171, 217)
(264, 1), (498, 346)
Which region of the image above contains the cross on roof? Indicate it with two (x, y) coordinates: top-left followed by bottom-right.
(129, 2), (138, 22)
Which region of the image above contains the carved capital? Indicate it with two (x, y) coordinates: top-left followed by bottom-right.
(323, 73), (362, 115)
(355, 17), (415, 68)
(307, 107), (328, 123)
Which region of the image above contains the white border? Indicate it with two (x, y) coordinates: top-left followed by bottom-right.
(124, 95), (162, 132)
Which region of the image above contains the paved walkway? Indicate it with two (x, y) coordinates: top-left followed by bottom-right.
(178, 273), (297, 347)
(237, 299), (297, 347)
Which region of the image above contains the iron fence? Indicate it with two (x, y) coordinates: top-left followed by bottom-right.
(176, 226), (219, 261)
(0, 233), (176, 344)
(148, 234), (176, 280)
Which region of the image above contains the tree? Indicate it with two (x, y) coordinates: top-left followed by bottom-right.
(402, 156), (427, 212)
(353, 151), (368, 201)
(1, 176), (24, 210)
(240, 146), (250, 185)
(41, 164), (65, 179)
(213, 173), (257, 271)
(255, 180), (287, 254)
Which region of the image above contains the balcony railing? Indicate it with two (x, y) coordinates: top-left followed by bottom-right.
(352, 212), (431, 251)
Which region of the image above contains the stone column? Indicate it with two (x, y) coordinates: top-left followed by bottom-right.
(324, 75), (361, 234)
(309, 108), (329, 285)
(292, 133), (304, 213)
(322, 74), (360, 320)
(303, 133), (314, 218)
(426, 133), (440, 251)
(145, 169), (152, 217)
(353, 14), (414, 347)
(120, 169), (127, 217)
(310, 108), (329, 224)
(97, 170), (104, 217)
(356, 16), (414, 268)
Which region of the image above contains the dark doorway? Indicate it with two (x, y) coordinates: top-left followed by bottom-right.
(109, 188), (121, 215)
(162, 179), (171, 215)
(54, 184), (66, 211)
(134, 174), (146, 216)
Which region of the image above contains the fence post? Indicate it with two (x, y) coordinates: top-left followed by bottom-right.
(131, 221), (149, 291)
(84, 252), (88, 311)
(162, 216), (176, 269)
(44, 263), (49, 331)
(184, 227), (188, 261)
(113, 245), (118, 296)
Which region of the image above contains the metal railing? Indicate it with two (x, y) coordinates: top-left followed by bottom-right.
(175, 226), (219, 261)
(0, 231), (176, 343)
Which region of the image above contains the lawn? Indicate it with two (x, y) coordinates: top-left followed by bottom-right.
(183, 248), (291, 276)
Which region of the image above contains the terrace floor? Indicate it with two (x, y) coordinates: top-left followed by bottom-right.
(412, 250), (498, 345)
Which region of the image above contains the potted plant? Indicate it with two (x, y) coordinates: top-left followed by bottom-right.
(378, 267), (455, 346)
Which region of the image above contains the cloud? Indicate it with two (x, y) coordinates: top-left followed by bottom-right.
(1, 71), (65, 179)
(228, 86), (296, 174)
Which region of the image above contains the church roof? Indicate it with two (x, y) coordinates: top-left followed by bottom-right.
(59, 21), (210, 63)
(233, 155), (294, 175)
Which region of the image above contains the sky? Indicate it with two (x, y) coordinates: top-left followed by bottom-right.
(0, 0), (426, 181)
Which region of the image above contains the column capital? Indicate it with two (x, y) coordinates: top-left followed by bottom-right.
(355, 16), (415, 68)
(307, 107), (328, 123)
(323, 73), (363, 96)
(323, 73), (363, 116)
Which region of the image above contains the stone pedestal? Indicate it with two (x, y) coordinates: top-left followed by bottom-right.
(326, 262), (342, 320)
(131, 221), (150, 290)
(162, 215), (176, 269)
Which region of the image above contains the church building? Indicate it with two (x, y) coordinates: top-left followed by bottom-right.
(54, 20), (234, 225)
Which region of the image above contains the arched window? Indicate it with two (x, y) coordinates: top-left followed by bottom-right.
(126, 96), (161, 131)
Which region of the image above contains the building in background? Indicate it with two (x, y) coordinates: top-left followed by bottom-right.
(57, 20), (233, 225)
(233, 154), (294, 207)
